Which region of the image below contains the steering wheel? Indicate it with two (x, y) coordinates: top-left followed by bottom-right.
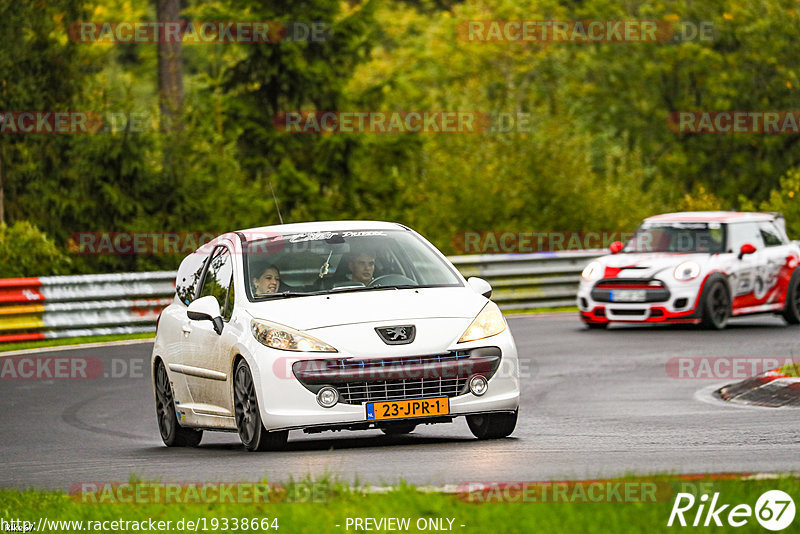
(368, 274), (417, 287)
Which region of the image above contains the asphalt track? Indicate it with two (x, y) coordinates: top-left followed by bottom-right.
(2, 313), (799, 490)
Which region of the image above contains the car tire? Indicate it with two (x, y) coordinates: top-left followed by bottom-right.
(380, 424), (417, 435)
(781, 269), (800, 325)
(467, 410), (518, 440)
(154, 360), (203, 447)
(700, 278), (731, 330)
(233, 359), (288, 452)
(584, 322), (608, 330)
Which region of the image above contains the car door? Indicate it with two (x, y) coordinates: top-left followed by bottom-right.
(160, 250), (208, 406)
(757, 220), (798, 307)
(725, 221), (765, 312)
(182, 245), (237, 415)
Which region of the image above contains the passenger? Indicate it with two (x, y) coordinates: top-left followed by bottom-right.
(252, 265), (281, 295)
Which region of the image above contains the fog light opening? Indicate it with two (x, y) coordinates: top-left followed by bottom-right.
(469, 375), (488, 396)
(317, 386), (339, 408)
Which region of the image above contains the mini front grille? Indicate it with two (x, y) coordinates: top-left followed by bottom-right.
(610, 308), (646, 316)
(339, 377), (469, 405)
(591, 278), (670, 303)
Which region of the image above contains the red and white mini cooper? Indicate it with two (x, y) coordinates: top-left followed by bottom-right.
(577, 212), (800, 329)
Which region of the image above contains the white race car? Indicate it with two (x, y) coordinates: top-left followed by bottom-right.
(577, 212), (800, 329)
(152, 221), (520, 450)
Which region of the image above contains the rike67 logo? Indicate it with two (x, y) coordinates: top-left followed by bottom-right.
(668, 490), (795, 531)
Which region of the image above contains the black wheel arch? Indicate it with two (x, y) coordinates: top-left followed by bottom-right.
(694, 272), (732, 317)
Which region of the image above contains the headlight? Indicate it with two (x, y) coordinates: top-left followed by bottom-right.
(250, 319), (338, 352)
(674, 261), (701, 281)
(581, 261), (604, 282)
(458, 301), (506, 343)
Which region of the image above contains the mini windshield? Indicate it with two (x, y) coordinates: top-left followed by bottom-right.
(243, 229), (462, 300)
(624, 222), (725, 253)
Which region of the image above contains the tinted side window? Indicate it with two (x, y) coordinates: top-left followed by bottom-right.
(759, 222), (784, 247)
(199, 247), (234, 312)
(175, 252), (207, 305)
(727, 222), (764, 252)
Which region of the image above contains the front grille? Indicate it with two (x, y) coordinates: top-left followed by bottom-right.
(326, 352), (470, 370)
(610, 308), (646, 316)
(339, 377), (469, 405)
(591, 278), (670, 303)
(292, 347), (501, 406)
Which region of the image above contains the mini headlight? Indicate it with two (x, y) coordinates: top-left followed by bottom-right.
(581, 261), (604, 282)
(250, 319), (338, 352)
(674, 261), (701, 281)
(458, 302), (506, 343)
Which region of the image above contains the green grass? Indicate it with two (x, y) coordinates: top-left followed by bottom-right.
(1, 475), (798, 533)
(0, 332), (154, 353)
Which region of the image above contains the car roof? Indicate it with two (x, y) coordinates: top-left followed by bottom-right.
(235, 220), (408, 241)
(644, 211), (776, 224)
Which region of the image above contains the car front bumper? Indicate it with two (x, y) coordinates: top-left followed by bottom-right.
(577, 278), (704, 324)
(246, 329), (521, 432)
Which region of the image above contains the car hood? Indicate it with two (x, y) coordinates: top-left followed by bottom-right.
(596, 252), (713, 278)
(244, 286), (487, 331)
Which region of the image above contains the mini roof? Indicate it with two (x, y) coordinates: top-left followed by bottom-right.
(644, 211), (776, 223)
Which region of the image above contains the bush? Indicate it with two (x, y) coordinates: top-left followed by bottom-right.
(0, 221), (72, 278)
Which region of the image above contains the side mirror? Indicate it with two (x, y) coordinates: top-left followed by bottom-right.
(187, 295), (224, 335)
(467, 277), (493, 299)
(609, 241), (624, 254)
(738, 243), (756, 259)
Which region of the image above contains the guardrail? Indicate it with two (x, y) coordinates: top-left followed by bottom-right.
(0, 251), (602, 344)
(0, 272), (176, 344)
(449, 250), (603, 311)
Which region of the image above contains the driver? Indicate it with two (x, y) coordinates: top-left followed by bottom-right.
(348, 252), (376, 285)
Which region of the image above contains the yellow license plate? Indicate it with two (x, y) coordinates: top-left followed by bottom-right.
(366, 398), (450, 420)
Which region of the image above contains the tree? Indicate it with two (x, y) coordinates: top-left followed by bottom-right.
(155, 0), (183, 134)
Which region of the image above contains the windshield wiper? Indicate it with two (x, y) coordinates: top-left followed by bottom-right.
(256, 291), (312, 300)
(323, 284), (426, 295)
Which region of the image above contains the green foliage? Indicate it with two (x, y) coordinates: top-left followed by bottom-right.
(0, 221), (72, 277)
(3, 0), (800, 273)
(744, 166), (800, 239)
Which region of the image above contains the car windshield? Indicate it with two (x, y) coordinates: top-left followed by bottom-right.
(243, 229), (462, 300)
(624, 222), (725, 253)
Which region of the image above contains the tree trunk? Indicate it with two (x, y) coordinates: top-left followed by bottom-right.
(155, 0), (183, 134)
(0, 149), (5, 225)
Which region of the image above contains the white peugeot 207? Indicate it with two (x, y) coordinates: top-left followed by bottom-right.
(151, 221), (520, 451)
(578, 211), (800, 329)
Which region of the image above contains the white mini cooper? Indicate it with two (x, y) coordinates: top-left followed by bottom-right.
(151, 221), (520, 450)
(578, 212), (800, 329)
